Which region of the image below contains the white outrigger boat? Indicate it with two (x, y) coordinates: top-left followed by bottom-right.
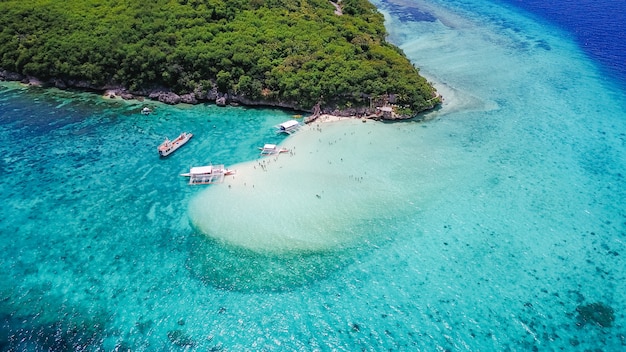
(275, 120), (300, 134)
(258, 144), (289, 156)
(158, 132), (192, 157)
(180, 165), (236, 185)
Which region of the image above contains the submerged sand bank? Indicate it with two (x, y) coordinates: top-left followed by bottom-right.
(188, 119), (443, 253)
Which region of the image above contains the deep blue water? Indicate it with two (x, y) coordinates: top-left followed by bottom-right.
(383, 0), (626, 88)
(499, 0), (626, 89)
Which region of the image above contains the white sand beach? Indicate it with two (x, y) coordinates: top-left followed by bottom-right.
(188, 118), (445, 253)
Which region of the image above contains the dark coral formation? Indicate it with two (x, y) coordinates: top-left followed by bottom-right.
(167, 329), (196, 347)
(575, 302), (615, 328)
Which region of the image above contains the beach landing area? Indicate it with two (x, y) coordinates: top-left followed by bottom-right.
(188, 118), (439, 253)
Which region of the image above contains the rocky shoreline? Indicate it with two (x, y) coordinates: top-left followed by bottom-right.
(1, 69), (440, 121)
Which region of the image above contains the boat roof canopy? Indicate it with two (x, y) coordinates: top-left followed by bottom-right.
(263, 144), (276, 149)
(279, 120), (299, 129)
(190, 166), (213, 174)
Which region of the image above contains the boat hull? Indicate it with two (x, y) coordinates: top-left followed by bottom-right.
(158, 132), (192, 157)
(180, 165), (236, 184)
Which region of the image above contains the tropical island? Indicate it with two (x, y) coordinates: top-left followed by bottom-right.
(0, 0), (440, 118)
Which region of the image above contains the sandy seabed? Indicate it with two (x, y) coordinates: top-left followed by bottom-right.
(187, 116), (441, 253)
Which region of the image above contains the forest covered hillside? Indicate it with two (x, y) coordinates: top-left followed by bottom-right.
(0, 0), (440, 115)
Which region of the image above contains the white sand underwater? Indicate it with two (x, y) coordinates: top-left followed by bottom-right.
(188, 117), (450, 253)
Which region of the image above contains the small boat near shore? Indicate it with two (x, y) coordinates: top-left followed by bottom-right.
(275, 120), (300, 134)
(141, 107), (152, 115)
(180, 165), (236, 185)
(158, 132), (192, 157)
(258, 144), (289, 156)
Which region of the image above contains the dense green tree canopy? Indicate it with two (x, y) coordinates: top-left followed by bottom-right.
(0, 0), (439, 113)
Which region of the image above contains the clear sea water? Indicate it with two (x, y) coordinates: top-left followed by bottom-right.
(1, 0), (625, 350)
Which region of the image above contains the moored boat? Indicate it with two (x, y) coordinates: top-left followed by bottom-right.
(180, 164), (236, 185)
(275, 120), (300, 134)
(158, 132), (192, 157)
(258, 144), (289, 156)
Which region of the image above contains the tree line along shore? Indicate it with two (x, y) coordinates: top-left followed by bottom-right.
(0, 0), (440, 117)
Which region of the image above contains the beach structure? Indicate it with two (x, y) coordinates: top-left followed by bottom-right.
(157, 132), (192, 157)
(275, 120), (300, 134)
(258, 144), (289, 156)
(376, 106), (394, 119)
(180, 165), (235, 185)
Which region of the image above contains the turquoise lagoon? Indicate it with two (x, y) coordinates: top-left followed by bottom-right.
(1, 0), (625, 350)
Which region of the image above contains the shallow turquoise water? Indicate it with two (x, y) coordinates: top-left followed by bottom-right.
(2, 0), (625, 350)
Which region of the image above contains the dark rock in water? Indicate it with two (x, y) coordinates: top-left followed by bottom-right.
(575, 302), (615, 328)
(167, 329), (195, 347)
(159, 92), (181, 104)
(120, 92), (134, 100)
